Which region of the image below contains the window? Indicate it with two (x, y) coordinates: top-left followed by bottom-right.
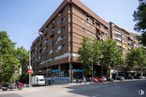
(92, 19), (96, 25)
(58, 13), (61, 17)
(43, 40), (48, 45)
(115, 38), (122, 43)
(57, 21), (61, 25)
(92, 26), (95, 30)
(115, 31), (122, 36)
(86, 30), (90, 34)
(61, 18), (65, 24)
(56, 35), (65, 44)
(57, 29), (61, 34)
(82, 20), (84, 23)
(62, 44), (65, 48)
(56, 37), (62, 44)
(49, 50), (53, 54)
(91, 33), (96, 38)
(61, 27), (65, 32)
(56, 45), (62, 52)
(81, 27), (85, 32)
(100, 25), (106, 30)
(86, 15), (90, 21)
(52, 41), (55, 46)
(86, 22), (90, 27)
(115, 33), (122, 39)
(61, 35), (65, 39)
(57, 27), (65, 34)
(50, 34), (54, 38)
(52, 25), (55, 31)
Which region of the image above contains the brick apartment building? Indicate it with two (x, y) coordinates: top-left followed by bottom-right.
(109, 22), (140, 56)
(31, 0), (140, 79)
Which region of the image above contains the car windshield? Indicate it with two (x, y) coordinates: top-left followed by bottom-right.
(39, 79), (44, 81)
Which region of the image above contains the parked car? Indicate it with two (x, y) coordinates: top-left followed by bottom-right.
(101, 76), (107, 82)
(106, 77), (114, 81)
(113, 76), (125, 80)
(139, 76), (146, 79)
(90, 77), (105, 83)
(1, 82), (9, 91)
(90, 77), (99, 83)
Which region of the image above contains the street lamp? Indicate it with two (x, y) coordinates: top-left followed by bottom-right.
(92, 60), (94, 79)
(89, 58), (94, 80)
(28, 50), (32, 87)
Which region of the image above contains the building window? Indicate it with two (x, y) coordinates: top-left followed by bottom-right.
(92, 26), (95, 30)
(100, 25), (106, 30)
(56, 37), (62, 44)
(61, 27), (65, 32)
(86, 30), (90, 34)
(91, 33), (96, 38)
(43, 39), (48, 45)
(86, 15), (90, 21)
(62, 44), (65, 48)
(50, 34), (54, 38)
(49, 50), (53, 54)
(57, 21), (61, 25)
(57, 29), (61, 34)
(92, 19), (96, 25)
(82, 20), (84, 24)
(115, 33), (122, 38)
(61, 35), (65, 39)
(86, 22), (90, 27)
(56, 45), (62, 52)
(61, 17), (65, 24)
(52, 41), (55, 46)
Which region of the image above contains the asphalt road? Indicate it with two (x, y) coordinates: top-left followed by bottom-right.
(65, 80), (146, 97)
(0, 80), (146, 97)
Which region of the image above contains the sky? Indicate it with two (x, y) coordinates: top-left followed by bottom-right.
(0, 0), (139, 50)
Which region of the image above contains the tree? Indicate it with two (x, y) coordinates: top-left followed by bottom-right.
(126, 47), (145, 70)
(19, 74), (29, 84)
(78, 38), (123, 77)
(133, 0), (146, 45)
(78, 37), (93, 76)
(16, 47), (29, 68)
(100, 39), (124, 76)
(0, 31), (20, 82)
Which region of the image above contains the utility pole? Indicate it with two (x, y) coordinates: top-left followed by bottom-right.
(28, 50), (32, 87)
(92, 60), (94, 79)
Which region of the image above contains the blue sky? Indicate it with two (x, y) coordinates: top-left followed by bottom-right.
(0, 0), (139, 50)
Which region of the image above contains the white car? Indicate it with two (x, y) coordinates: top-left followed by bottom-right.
(139, 76), (146, 79)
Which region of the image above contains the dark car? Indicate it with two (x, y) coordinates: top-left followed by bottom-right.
(1, 82), (10, 91)
(113, 76), (125, 80)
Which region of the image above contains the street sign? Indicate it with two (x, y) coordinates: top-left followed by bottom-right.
(27, 69), (33, 74)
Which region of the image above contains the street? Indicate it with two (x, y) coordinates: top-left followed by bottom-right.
(0, 80), (146, 97)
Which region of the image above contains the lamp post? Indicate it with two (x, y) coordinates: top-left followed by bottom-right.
(28, 50), (32, 87)
(92, 60), (94, 79)
(89, 58), (94, 80)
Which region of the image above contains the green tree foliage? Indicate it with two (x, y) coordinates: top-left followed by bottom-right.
(19, 74), (29, 84)
(78, 38), (123, 76)
(126, 47), (146, 70)
(101, 40), (123, 69)
(16, 47), (29, 65)
(0, 31), (20, 82)
(78, 37), (93, 76)
(133, 0), (146, 45)
(100, 40), (124, 75)
(0, 31), (28, 83)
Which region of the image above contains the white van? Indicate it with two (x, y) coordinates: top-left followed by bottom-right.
(32, 75), (45, 86)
